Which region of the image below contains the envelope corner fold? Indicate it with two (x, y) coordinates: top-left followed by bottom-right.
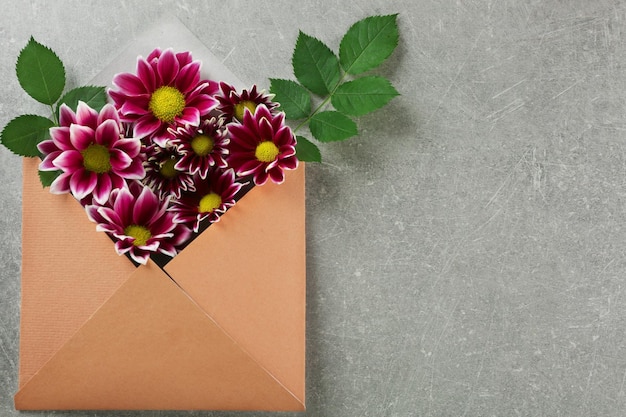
(14, 259), (305, 411)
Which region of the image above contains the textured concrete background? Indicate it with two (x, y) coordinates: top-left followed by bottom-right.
(1, 0), (626, 416)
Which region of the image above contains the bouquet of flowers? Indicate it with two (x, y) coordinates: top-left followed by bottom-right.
(41, 47), (298, 265)
(3, 14), (398, 268)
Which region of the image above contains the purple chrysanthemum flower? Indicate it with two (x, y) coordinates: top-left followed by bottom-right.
(85, 182), (192, 265)
(142, 144), (195, 199)
(38, 102), (144, 204)
(216, 82), (279, 123)
(109, 48), (218, 146)
(170, 168), (244, 233)
(227, 104), (298, 185)
(169, 116), (229, 179)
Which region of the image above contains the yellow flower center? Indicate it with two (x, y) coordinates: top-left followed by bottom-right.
(149, 86), (185, 123)
(198, 192), (222, 213)
(124, 225), (152, 247)
(234, 100), (257, 122)
(191, 134), (214, 157)
(81, 144), (112, 174)
(160, 158), (178, 179)
(255, 141), (279, 163)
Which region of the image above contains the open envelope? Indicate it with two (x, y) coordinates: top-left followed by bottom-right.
(13, 18), (306, 411)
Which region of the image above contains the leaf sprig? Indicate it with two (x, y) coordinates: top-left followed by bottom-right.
(1, 37), (107, 185)
(270, 14), (400, 162)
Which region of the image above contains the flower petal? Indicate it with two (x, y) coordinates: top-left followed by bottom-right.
(92, 174), (113, 205)
(97, 104), (121, 125)
(37, 139), (59, 157)
(253, 169), (269, 185)
(49, 172), (71, 194)
(117, 159), (145, 180)
(58, 104), (77, 127)
(95, 119), (120, 147)
(113, 138), (141, 157)
(137, 58), (156, 92)
(113, 188), (134, 225)
(177, 107), (200, 126)
(69, 124), (95, 150)
(187, 93), (217, 115)
(157, 49), (180, 86)
(113, 73), (147, 95)
(110, 173), (128, 191)
(133, 115), (162, 139)
(280, 154), (299, 170)
(97, 206), (124, 229)
(258, 116), (275, 143)
(53, 150), (83, 171)
(175, 51), (193, 67)
(268, 166), (286, 184)
(50, 127), (73, 151)
(39, 151), (62, 171)
(235, 159), (265, 177)
(147, 48), (162, 62)
(75, 102), (99, 129)
(109, 148), (133, 170)
(175, 62), (201, 93)
(70, 169), (98, 200)
(133, 186), (160, 225)
(114, 239), (134, 256)
(120, 97), (151, 117)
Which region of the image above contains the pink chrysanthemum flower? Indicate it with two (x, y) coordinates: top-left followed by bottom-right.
(38, 102), (144, 204)
(169, 116), (229, 178)
(216, 82), (279, 123)
(85, 182), (192, 265)
(109, 48), (219, 146)
(227, 104), (298, 185)
(142, 144), (195, 199)
(171, 168), (244, 233)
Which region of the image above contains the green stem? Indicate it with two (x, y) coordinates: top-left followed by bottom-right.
(293, 71), (349, 133)
(49, 105), (58, 125)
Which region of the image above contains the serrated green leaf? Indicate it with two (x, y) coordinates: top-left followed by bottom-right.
(56, 86), (107, 117)
(331, 76), (399, 116)
(292, 31), (341, 96)
(269, 79), (311, 119)
(38, 169), (61, 188)
(309, 111), (358, 143)
(340, 14), (399, 74)
(295, 135), (322, 162)
(16, 37), (66, 105)
(1, 115), (54, 157)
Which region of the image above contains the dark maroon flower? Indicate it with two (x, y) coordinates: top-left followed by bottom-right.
(227, 105), (298, 185)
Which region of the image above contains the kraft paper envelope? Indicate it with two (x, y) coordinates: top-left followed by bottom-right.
(14, 18), (305, 411)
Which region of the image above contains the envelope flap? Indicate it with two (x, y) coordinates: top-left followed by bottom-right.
(19, 158), (137, 388)
(165, 166), (306, 402)
(14, 259), (304, 411)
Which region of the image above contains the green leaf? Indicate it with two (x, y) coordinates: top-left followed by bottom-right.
(16, 37), (66, 105)
(292, 31), (341, 96)
(269, 79), (311, 119)
(1, 115), (54, 157)
(38, 169), (61, 188)
(309, 111), (357, 143)
(340, 14), (399, 74)
(56, 86), (107, 116)
(331, 76), (399, 116)
(295, 136), (322, 162)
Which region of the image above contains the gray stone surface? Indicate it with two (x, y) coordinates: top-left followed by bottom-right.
(1, 0), (626, 415)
